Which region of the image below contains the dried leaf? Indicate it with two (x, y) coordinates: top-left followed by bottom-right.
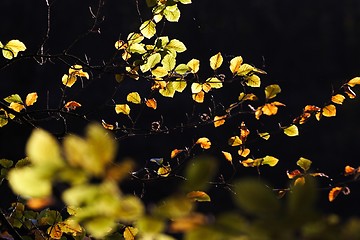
(145, 98), (157, 109)
(196, 137), (211, 149)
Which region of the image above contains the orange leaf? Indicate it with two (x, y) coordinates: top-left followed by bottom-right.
(145, 98), (157, 109)
(238, 148), (250, 157)
(214, 115), (226, 127)
(64, 101), (81, 111)
(186, 191), (211, 202)
(331, 94), (345, 105)
(101, 120), (115, 130)
(26, 197), (53, 210)
(171, 149), (183, 159)
(287, 169), (302, 179)
(322, 104), (336, 117)
(344, 165), (356, 176)
(262, 103), (278, 116)
(221, 151), (232, 163)
(196, 137), (211, 149)
(240, 121), (250, 142)
(294, 176), (305, 186)
(347, 77), (360, 87)
(329, 187), (343, 202)
(192, 91), (204, 103)
(25, 92), (38, 106)
(343, 85), (356, 99)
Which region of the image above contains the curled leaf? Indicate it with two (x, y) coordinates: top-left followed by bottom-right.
(186, 191), (211, 202)
(196, 137), (211, 149)
(64, 101), (81, 111)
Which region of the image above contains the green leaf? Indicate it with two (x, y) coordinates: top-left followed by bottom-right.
(233, 178), (280, 216)
(265, 84), (281, 100)
(283, 124), (299, 137)
(174, 64), (190, 74)
(38, 209), (62, 225)
(0, 109), (8, 127)
(85, 217), (117, 239)
(181, 155), (217, 192)
(140, 20), (156, 39)
(152, 66), (169, 77)
(4, 94), (23, 104)
(159, 82), (176, 98)
(261, 155), (279, 167)
(297, 157), (312, 172)
(128, 43), (146, 54)
(162, 54), (176, 72)
(164, 5), (181, 22)
(173, 79), (187, 92)
(166, 39), (187, 53)
(141, 52), (161, 73)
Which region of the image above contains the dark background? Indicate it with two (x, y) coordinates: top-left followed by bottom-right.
(1, 0), (360, 217)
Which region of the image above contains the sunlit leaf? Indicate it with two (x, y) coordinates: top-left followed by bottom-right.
(127, 92), (142, 104)
(192, 91), (204, 103)
(186, 191), (211, 202)
(322, 104), (336, 117)
(331, 94), (345, 105)
(229, 56), (243, 74)
(265, 84), (281, 100)
(297, 157), (312, 172)
(262, 156), (279, 167)
(240, 121), (250, 142)
(166, 39), (187, 53)
(145, 98), (157, 109)
(64, 101), (81, 111)
(294, 176), (305, 186)
(228, 136), (242, 146)
(123, 226), (138, 240)
(329, 187), (343, 202)
(115, 104), (130, 115)
(4, 94), (23, 104)
(244, 74), (261, 87)
(214, 115), (226, 127)
(127, 32), (144, 44)
(171, 149), (183, 159)
(9, 102), (24, 112)
(128, 43), (146, 54)
(191, 83), (202, 94)
(162, 54), (176, 72)
(283, 124), (299, 137)
(206, 77), (223, 89)
(221, 151), (232, 163)
(196, 137), (211, 149)
(152, 66), (169, 77)
(47, 223), (62, 239)
(174, 64), (190, 74)
(179, 0), (192, 4)
(158, 166), (171, 177)
(344, 165), (356, 176)
(159, 82), (176, 98)
(115, 40), (127, 50)
(287, 169), (302, 179)
(187, 59), (200, 73)
(173, 79), (187, 92)
(2, 39), (26, 59)
(238, 92), (258, 102)
(164, 4), (181, 22)
(101, 120), (115, 130)
(258, 132), (270, 140)
(236, 63), (254, 76)
(140, 20), (156, 39)
(25, 92), (38, 106)
(141, 53), (161, 73)
(261, 103), (278, 116)
(209, 52), (223, 70)
(238, 148), (250, 157)
(84, 217), (117, 239)
(343, 84), (356, 99)
(347, 77), (360, 87)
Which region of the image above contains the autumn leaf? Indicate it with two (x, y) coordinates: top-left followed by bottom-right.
(287, 169), (302, 179)
(101, 120), (115, 130)
(164, 4), (181, 22)
(328, 187), (350, 202)
(344, 165), (356, 176)
(258, 132), (270, 140)
(228, 136), (242, 146)
(158, 165), (171, 177)
(283, 124), (299, 137)
(265, 84), (281, 100)
(187, 59), (200, 73)
(64, 101), (81, 111)
(166, 39), (187, 53)
(192, 91), (204, 103)
(214, 115), (226, 127)
(322, 104), (336, 117)
(262, 155), (279, 167)
(140, 20), (156, 39)
(1, 39), (26, 59)
(25, 92), (38, 106)
(238, 148), (250, 157)
(244, 74), (261, 88)
(297, 157), (312, 172)
(209, 52), (223, 70)
(221, 151), (232, 163)
(186, 191), (211, 202)
(115, 104), (131, 115)
(171, 149), (183, 159)
(123, 226), (138, 240)
(127, 92), (142, 104)
(145, 98), (157, 109)
(9, 102), (25, 112)
(196, 137), (211, 149)
(240, 121), (250, 142)
(347, 77), (360, 87)
(343, 85), (356, 99)
(229, 56), (243, 74)
(331, 94), (345, 105)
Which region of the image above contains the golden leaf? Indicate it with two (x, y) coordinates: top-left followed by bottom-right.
(283, 124), (299, 137)
(69, 65), (89, 79)
(261, 103), (279, 116)
(127, 92), (142, 104)
(229, 56), (243, 74)
(238, 148), (250, 157)
(186, 191), (211, 202)
(191, 82), (203, 94)
(64, 101), (82, 111)
(328, 187), (343, 202)
(162, 54), (176, 72)
(240, 121), (250, 142)
(214, 115), (226, 127)
(171, 149), (183, 159)
(331, 94), (345, 105)
(196, 137), (211, 149)
(115, 104), (131, 115)
(192, 91), (204, 103)
(2, 39), (26, 59)
(258, 132), (270, 140)
(187, 59), (200, 73)
(172, 80), (187, 92)
(236, 63), (255, 76)
(166, 39), (187, 53)
(152, 66), (168, 77)
(9, 102), (24, 112)
(344, 165), (356, 176)
(265, 84), (281, 100)
(244, 74), (261, 87)
(47, 224), (62, 240)
(114, 40), (127, 50)
(347, 77), (360, 87)
(26, 197), (53, 210)
(322, 104), (336, 117)
(158, 166), (171, 177)
(262, 155), (279, 167)
(25, 92), (38, 106)
(145, 98), (157, 109)
(209, 52), (223, 70)
(294, 176), (305, 186)
(228, 136), (242, 146)
(221, 151), (232, 163)
(123, 226), (138, 240)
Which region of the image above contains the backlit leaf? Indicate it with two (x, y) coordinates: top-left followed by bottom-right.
(140, 20), (156, 39)
(145, 98), (157, 109)
(127, 92), (142, 104)
(173, 80), (187, 92)
(209, 52), (223, 70)
(244, 75), (261, 87)
(262, 155), (279, 167)
(187, 59), (200, 73)
(283, 124), (299, 137)
(25, 92), (38, 106)
(344, 165), (356, 176)
(331, 94), (345, 105)
(158, 166), (171, 177)
(229, 56), (243, 74)
(238, 148), (250, 157)
(261, 103), (279, 116)
(322, 104), (336, 117)
(124, 226), (138, 240)
(221, 151), (232, 163)
(159, 82), (176, 98)
(175, 64), (190, 74)
(238, 92), (258, 102)
(258, 132), (270, 140)
(186, 191), (211, 202)
(128, 43), (146, 54)
(171, 149), (183, 159)
(294, 176), (305, 186)
(2, 39), (26, 59)
(236, 63), (254, 76)
(192, 91), (204, 103)
(265, 84), (281, 100)
(141, 53), (161, 73)
(26, 197), (53, 210)
(9, 102), (24, 112)
(347, 77), (360, 87)
(329, 187), (343, 202)
(287, 169), (302, 179)
(152, 66), (169, 77)
(101, 120), (114, 130)
(162, 54), (176, 72)
(4, 94), (23, 104)
(179, 0), (192, 4)
(196, 137), (211, 149)
(240, 121), (250, 142)
(214, 115), (226, 127)
(191, 82), (202, 94)
(164, 4), (181, 22)
(297, 157), (312, 172)
(64, 101), (81, 111)
(115, 104), (130, 115)
(166, 39), (187, 53)
(206, 77), (223, 89)
(228, 136), (242, 146)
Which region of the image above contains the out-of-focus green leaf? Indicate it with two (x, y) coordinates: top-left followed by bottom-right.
(154, 196), (193, 219)
(136, 216), (165, 234)
(0, 159), (13, 168)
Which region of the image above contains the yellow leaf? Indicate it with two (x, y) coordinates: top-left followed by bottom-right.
(206, 77), (223, 89)
(115, 104), (131, 115)
(331, 94), (345, 105)
(214, 115), (226, 127)
(265, 84), (281, 100)
(283, 124), (299, 137)
(123, 226), (138, 240)
(192, 91), (204, 103)
(322, 104), (336, 117)
(9, 102), (25, 112)
(191, 82), (202, 94)
(294, 176), (305, 186)
(140, 20), (156, 39)
(69, 65), (89, 79)
(62, 74), (77, 87)
(152, 66), (168, 77)
(221, 151), (232, 163)
(241, 158), (256, 167)
(127, 92), (142, 104)
(115, 40), (127, 50)
(64, 101), (82, 111)
(186, 191), (211, 202)
(166, 39), (187, 53)
(187, 59), (200, 73)
(158, 166), (171, 177)
(229, 56), (243, 74)
(228, 136), (242, 146)
(236, 63), (254, 76)
(175, 64), (190, 74)
(159, 81), (176, 98)
(347, 77), (360, 87)
(2, 39), (26, 59)
(141, 52), (161, 73)
(173, 79), (187, 92)
(262, 155), (279, 167)
(127, 32), (144, 44)
(238, 148), (250, 157)
(171, 149), (183, 159)
(261, 103), (279, 116)
(209, 52), (223, 70)
(162, 54), (176, 72)
(244, 74), (261, 87)
(128, 43), (146, 54)
(238, 92), (258, 101)
(25, 92), (38, 106)
(258, 132), (270, 140)
(145, 98), (157, 109)
(196, 137), (211, 149)
(47, 224), (62, 239)
(164, 4), (181, 22)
